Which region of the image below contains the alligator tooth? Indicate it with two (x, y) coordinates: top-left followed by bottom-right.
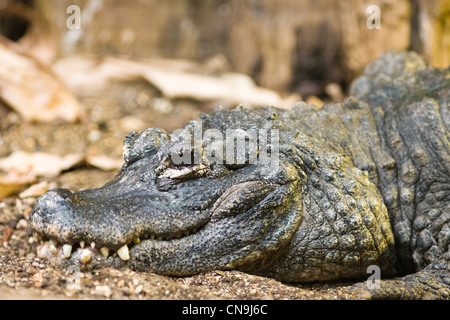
(80, 249), (91, 263)
(91, 242), (96, 249)
(50, 244), (58, 255)
(63, 244), (72, 258)
(133, 238), (140, 244)
(117, 245), (130, 261)
(33, 232), (42, 242)
(100, 247), (109, 257)
(80, 241), (85, 248)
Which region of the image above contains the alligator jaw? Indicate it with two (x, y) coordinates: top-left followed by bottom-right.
(29, 184), (212, 257)
(28, 166), (297, 270)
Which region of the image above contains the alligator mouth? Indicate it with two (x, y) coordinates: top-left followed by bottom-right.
(33, 223), (203, 264)
(31, 205), (209, 264)
(30, 180), (274, 265)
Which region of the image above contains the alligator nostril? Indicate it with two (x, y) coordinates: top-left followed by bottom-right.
(57, 188), (73, 200)
(54, 188), (82, 203)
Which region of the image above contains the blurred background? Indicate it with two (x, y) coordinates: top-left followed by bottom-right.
(2, 0), (449, 94)
(0, 0), (449, 198)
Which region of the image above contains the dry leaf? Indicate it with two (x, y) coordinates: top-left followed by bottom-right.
(52, 55), (143, 96)
(19, 181), (50, 199)
(0, 151), (84, 177)
(0, 170), (36, 200)
(53, 55), (290, 107)
(86, 155), (124, 171)
(0, 40), (84, 122)
(141, 67), (282, 106)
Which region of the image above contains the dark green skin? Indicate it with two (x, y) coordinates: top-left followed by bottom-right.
(29, 51), (450, 299)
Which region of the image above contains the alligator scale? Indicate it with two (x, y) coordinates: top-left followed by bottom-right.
(29, 52), (450, 299)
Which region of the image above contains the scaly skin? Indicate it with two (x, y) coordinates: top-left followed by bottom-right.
(29, 51), (450, 299)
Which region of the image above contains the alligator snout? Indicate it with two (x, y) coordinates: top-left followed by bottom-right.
(29, 188), (77, 239)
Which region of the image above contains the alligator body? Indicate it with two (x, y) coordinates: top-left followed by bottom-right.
(29, 51), (450, 299)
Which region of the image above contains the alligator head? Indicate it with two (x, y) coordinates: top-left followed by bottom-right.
(29, 106), (307, 275)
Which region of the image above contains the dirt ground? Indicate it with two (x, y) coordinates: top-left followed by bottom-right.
(0, 80), (366, 300)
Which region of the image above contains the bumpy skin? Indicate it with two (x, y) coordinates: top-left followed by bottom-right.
(29, 51), (450, 299)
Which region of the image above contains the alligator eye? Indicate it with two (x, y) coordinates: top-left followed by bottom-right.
(155, 162), (209, 191)
(155, 143), (210, 181)
(158, 163), (209, 180)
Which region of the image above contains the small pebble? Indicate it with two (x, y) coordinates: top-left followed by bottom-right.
(95, 285), (112, 298)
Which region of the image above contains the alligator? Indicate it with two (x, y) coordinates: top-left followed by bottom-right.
(29, 51), (450, 299)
